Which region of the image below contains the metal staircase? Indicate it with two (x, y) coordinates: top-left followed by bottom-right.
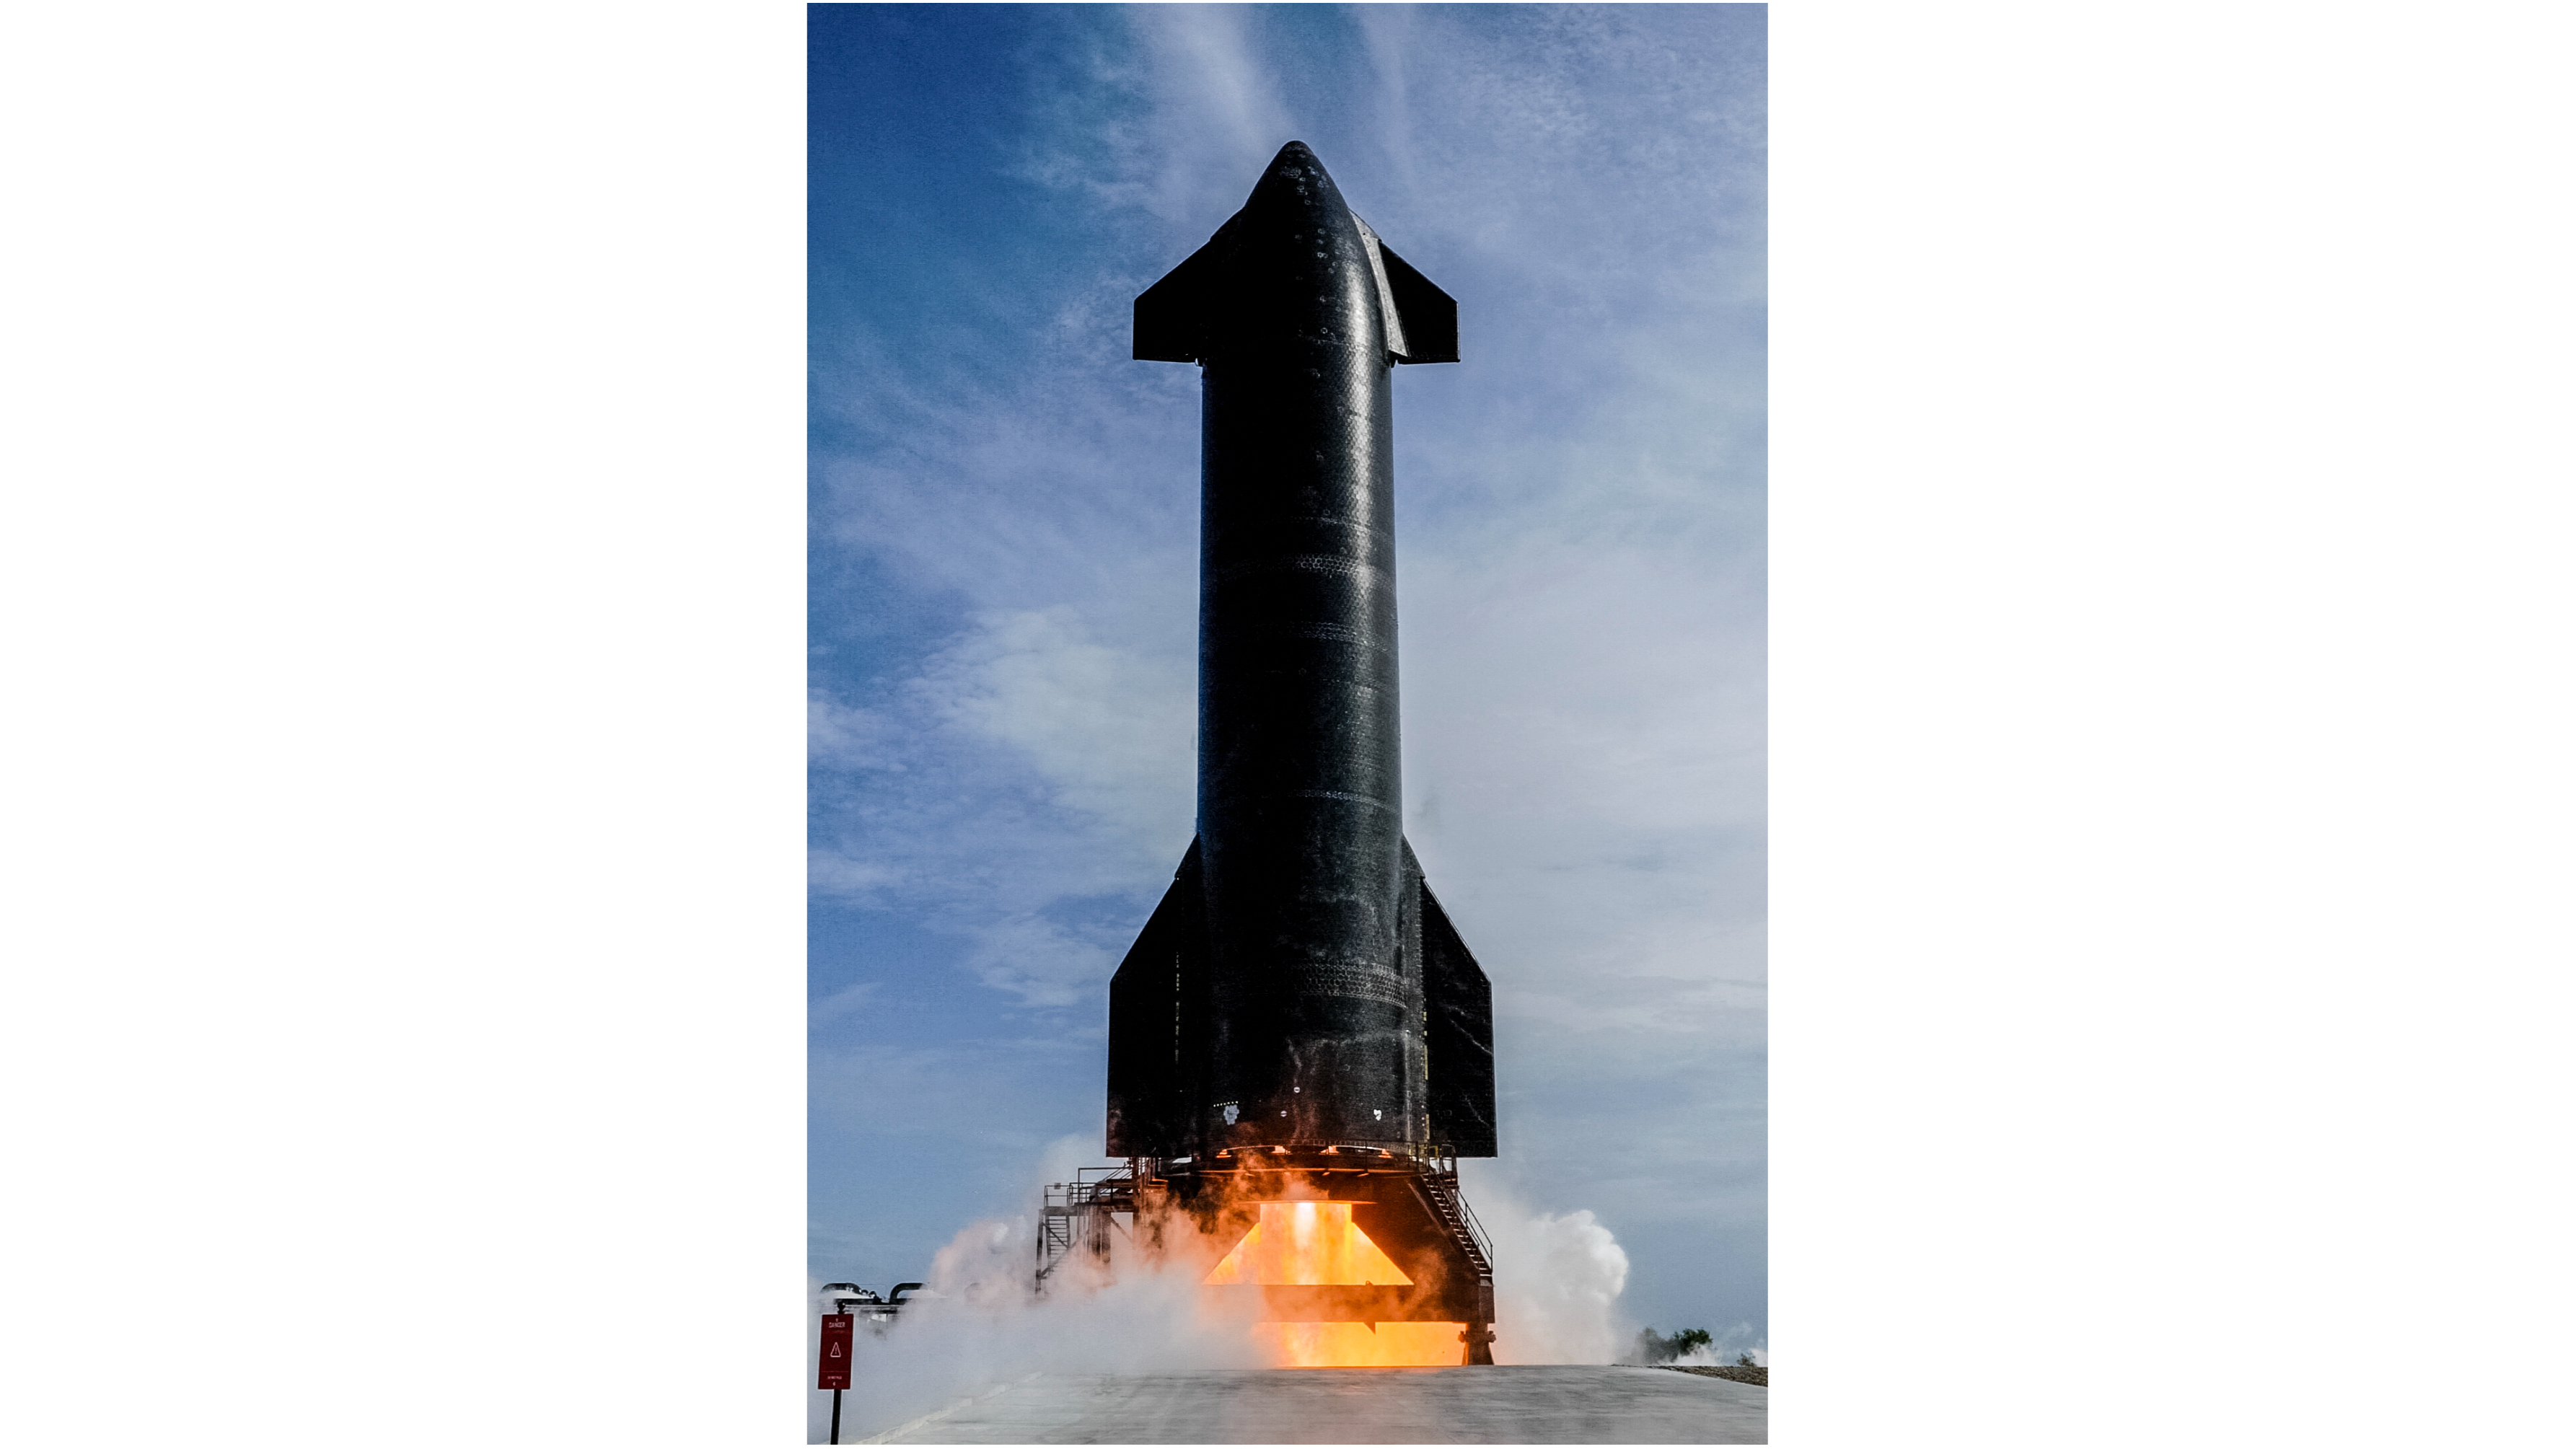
(1415, 1160), (1495, 1282)
(1414, 1151), (1498, 1362)
(1034, 1161), (1152, 1290)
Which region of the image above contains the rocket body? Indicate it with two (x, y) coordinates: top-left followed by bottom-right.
(1108, 143), (1493, 1162)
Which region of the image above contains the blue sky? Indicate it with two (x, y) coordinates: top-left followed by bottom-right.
(810, 4), (1766, 1346)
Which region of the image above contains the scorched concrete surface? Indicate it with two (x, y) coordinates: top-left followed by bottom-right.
(854, 1365), (1767, 1444)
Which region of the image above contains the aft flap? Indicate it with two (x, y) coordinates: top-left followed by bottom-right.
(1404, 837), (1496, 1156)
(1106, 838), (1209, 1155)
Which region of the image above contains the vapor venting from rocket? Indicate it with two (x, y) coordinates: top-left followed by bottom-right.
(809, 1144), (1650, 1440)
(805, 1217), (1265, 1443)
(1464, 1173), (1635, 1365)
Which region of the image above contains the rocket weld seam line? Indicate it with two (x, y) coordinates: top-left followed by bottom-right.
(1218, 629), (1394, 656)
(1205, 555), (1387, 586)
(1267, 972), (1410, 997)
(1208, 511), (1381, 537)
(1213, 965), (1407, 989)
(1231, 622), (1387, 639)
(1209, 790), (1401, 817)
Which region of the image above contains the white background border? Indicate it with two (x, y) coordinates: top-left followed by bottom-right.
(6, 3), (2567, 1443)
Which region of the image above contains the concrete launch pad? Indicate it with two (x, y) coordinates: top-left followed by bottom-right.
(858, 1365), (1766, 1444)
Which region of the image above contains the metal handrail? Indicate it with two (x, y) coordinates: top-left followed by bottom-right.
(1449, 1187), (1493, 1265)
(1417, 1160), (1493, 1268)
(1037, 1166), (1147, 1289)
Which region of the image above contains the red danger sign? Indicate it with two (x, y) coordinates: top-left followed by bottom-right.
(817, 1313), (854, 1390)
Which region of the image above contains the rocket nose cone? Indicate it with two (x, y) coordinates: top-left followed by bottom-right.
(1244, 141), (1349, 225)
(1195, 142), (1383, 360)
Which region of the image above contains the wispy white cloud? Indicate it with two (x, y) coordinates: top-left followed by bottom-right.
(809, 692), (897, 774)
(808, 980), (880, 1029)
(913, 607), (1194, 861)
(809, 608), (1193, 1007)
(1129, 6), (1295, 217)
(955, 910), (1130, 1013)
(1014, 5), (1296, 231)
(808, 847), (903, 903)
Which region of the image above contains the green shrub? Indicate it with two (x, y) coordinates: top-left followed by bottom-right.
(1632, 1326), (1715, 1364)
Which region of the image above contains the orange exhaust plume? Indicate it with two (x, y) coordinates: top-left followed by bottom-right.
(1203, 1200), (1466, 1367)
(1205, 1202), (1407, 1286)
(1254, 1321), (1472, 1367)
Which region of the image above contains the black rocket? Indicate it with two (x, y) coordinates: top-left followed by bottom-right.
(1107, 142), (1496, 1164)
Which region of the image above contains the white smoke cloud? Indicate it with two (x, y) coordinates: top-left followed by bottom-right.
(808, 1142), (1650, 1437)
(1675, 1333), (1767, 1369)
(1467, 1177), (1633, 1365)
(806, 1216), (1267, 1442)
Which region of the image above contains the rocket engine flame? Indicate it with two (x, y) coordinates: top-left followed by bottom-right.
(1206, 1202), (1409, 1286)
(1257, 1321), (1472, 1368)
(1202, 1199), (1468, 1367)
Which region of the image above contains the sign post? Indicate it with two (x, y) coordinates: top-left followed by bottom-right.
(818, 1312), (854, 1443)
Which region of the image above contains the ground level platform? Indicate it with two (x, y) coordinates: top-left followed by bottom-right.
(855, 1365), (1766, 1444)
